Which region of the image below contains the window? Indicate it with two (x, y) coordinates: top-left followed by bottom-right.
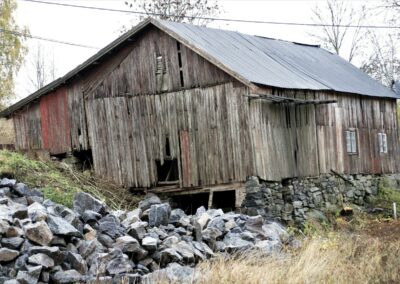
(378, 133), (388, 154)
(346, 130), (357, 154)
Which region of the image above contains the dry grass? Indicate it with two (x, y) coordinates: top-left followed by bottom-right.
(194, 232), (400, 284)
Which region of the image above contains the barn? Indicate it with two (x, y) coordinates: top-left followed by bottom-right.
(1, 18), (399, 203)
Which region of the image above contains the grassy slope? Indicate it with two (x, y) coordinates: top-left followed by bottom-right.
(0, 150), (141, 209)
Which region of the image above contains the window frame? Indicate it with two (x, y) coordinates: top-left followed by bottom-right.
(345, 129), (358, 155)
(378, 132), (388, 154)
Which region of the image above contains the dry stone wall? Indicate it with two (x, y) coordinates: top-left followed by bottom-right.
(241, 174), (400, 226)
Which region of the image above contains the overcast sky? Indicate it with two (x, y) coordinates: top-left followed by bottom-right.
(14, 0), (387, 101)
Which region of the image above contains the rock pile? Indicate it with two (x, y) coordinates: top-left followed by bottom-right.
(0, 178), (293, 283)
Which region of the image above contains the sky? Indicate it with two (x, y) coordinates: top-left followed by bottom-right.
(13, 0), (389, 101)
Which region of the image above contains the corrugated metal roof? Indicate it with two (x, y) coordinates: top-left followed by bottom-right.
(1, 18), (397, 117)
(157, 20), (398, 98)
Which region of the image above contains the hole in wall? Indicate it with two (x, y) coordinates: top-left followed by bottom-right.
(212, 190), (236, 212)
(171, 192), (209, 215)
(156, 159), (179, 185)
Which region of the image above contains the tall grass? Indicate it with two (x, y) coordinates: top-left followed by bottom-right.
(195, 234), (400, 284)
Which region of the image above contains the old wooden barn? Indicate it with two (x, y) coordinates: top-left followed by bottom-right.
(1, 19), (399, 203)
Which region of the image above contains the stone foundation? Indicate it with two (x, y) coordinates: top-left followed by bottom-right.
(241, 173), (400, 226)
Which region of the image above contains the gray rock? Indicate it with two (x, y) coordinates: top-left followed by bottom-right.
(201, 227), (223, 243)
(0, 248), (19, 262)
(144, 263), (197, 283)
(51, 270), (83, 284)
(47, 215), (81, 237)
(98, 215), (124, 239)
(6, 226), (23, 238)
(138, 194), (161, 211)
(27, 202), (47, 222)
(106, 254), (133, 275)
(115, 236), (141, 253)
(13, 183), (43, 198)
(157, 248), (182, 266)
(67, 252), (88, 274)
(29, 246), (64, 265)
(28, 253), (54, 269)
(262, 222), (290, 243)
(127, 221), (148, 240)
(0, 178), (16, 188)
(121, 209), (141, 228)
(1, 237), (24, 250)
(244, 215), (267, 239)
(148, 203), (171, 227)
(207, 216), (225, 232)
(223, 232), (252, 252)
(16, 265), (42, 284)
(142, 236), (158, 251)
(10, 203), (28, 219)
(97, 233), (114, 248)
(73, 192), (106, 216)
(255, 240), (281, 253)
(82, 210), (102, 224)
(169, 208), (186, 224)
(24, 221), (53, 246)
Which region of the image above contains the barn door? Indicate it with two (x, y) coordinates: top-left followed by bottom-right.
(180, 130), (192, 187)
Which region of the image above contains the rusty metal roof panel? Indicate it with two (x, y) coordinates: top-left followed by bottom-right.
(158, 20), (398, 98)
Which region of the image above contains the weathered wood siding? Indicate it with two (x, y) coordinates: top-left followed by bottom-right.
(68, 81), (89, 151)
(249, 92), (319, 181)
(13, 103), (42, 150)
(39, 87), (71, 154)
(86, 82), (253, 187)
(314, 92), (400, 175)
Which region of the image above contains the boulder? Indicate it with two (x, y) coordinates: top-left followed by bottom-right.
(207, 216), (225, 232)
(27, 202), (47, 222)
(148, 203), (171, 227)
(142, 236), (158, 251)
(127, 221), (147, 240)
(121, 209), (141, 228)
(98, 215), (124, 239)
(67, 252), (88, 274)
(16, 265), (42, 284)
(73, 192), (106, 216)
(169, 208), (186, 224)
(223, 232), (252, 252)
(138, 194), (161, 211)
(47, 215), (81, 237)
(24, 221), (53, 246)
(1, 237), (24, 250)
(0, 178), (16, 188)
(28, 253), (54, 269)
(29, 246), (64, 265)
(115, 236), (141, 254)
(0, 248), (19, 262)
(51, 270), (83, 284)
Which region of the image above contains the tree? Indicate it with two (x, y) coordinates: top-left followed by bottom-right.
(361, 33), (400, 87)
(311, 0), (367, 63)
(27, 43), (57, 92)
(0, 0), (28, 108)
(124, 0), (220, 26)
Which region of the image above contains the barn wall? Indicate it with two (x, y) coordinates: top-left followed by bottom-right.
(86, 82), (253, 187)
(254, 87), (400, 177)
(13, 102), (42, 151)
(39, 87), (72, 154)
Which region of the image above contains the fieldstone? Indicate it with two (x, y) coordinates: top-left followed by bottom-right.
(207, 216), (225, 232)
(202, 227), (223, 243)
(223, 232), (252, 252)
(67, 252), (88, 274)
(97, 233), (114, 248)
(245, 215), (268, 239)
(158, 248), (183, 266)
(29, 246), (64, 265)
(1, 237), (24, 250)
(98, 215), (124, 239)
(121, 209), (141, 228)
(10, 203), (28, 219)
(27, 202), (47, 222)
(0, 205), (12, 222)
(28, 253), (54, 269)
(262, 222), (289, 243)
(127, 221), (148, 240)
(47, 215), (81, 237)
(0, 187), (11, 197)
(148, 203), (171, 227)
(51, 270), (83, 284)
(73, 192), (106, 216)
(24, 221), (53, 246)
(145, 263), (197, 283)
(0, 219), (10, 234)
(81, 210), (102, 224)
(142, 236), (158, 251)
(13, 183), (43, 198)
(138, 194), (161, 211)
(255, 240), (281, 254)
(16, 265), (42, 284)
(0, 178), (16, 188)
(3, 280), (19, 284)
(195, 212), (210, 230)
(169, 208), (186, 224)
(106, 253), (133, 275)
(115, 236), (141, 253)
(0, 248), (19, 262)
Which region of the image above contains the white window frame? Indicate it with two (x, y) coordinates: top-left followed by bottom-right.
(346, 129), (357, 154)
(378, 132), (388, 154)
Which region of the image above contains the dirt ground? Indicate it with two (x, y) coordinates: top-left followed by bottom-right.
(363, 219), (400, 241)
